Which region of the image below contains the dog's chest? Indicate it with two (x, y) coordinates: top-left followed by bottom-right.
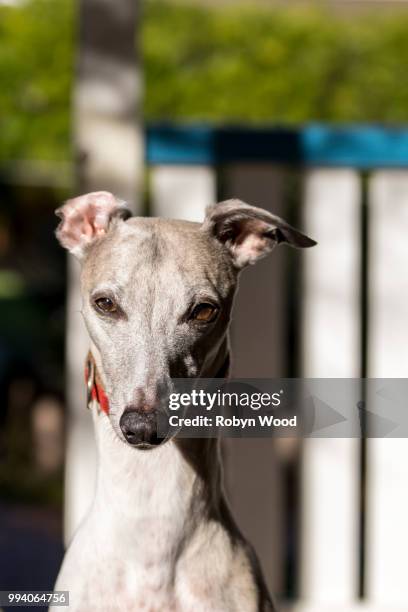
(72, 560), (236, 612)
(55, 442), (259, 611)
(58, 526), (258, 612)
(79, 562), (177, 611)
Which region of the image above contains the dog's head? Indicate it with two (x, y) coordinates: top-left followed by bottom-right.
(56, 191), (315, 448)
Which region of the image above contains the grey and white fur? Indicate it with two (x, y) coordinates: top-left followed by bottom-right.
(52, 191), (316, 612)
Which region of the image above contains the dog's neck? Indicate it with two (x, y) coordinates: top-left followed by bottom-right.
(87, 344), (231, 563)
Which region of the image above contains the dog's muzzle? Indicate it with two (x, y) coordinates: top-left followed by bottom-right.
(119, 407), (165, 449)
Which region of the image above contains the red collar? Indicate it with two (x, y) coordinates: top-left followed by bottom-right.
(85, 352), (110, 414)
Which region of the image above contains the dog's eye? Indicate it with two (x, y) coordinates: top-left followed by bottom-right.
(94, 296), (117, 314)
(191, 303), (218, 323)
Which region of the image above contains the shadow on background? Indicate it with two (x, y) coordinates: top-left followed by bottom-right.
(0, 182), (67, 610)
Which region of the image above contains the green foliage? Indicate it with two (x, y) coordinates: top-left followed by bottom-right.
(143, 2), (408, 124)
(0, 0), (74, 161)
(1, 0), (408, 161)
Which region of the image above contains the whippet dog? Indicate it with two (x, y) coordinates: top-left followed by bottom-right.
(52, 191), (315, 612)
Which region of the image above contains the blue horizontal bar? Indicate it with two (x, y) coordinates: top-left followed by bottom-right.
(146, 124), (408, 168)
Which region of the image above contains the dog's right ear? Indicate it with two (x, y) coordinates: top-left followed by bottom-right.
(55, 191), (131, 259)
(203, 199), (316, 269)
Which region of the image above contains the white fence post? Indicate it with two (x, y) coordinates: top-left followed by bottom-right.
(300, 169), (361, 606)
(222, 164), (288, 599)
(366, 171), (408, 607)
(64, 258), (96, 542)
(150, 165), (216, 222)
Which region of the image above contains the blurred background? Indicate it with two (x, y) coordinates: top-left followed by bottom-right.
(1, 0), (408, 610)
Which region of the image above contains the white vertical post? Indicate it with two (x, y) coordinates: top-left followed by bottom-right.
(65, 0), (143, 544)
(150, 166), (216, 222)
(300, 169), (361, 605)
(64, 257), (96, 541)
(222, 164), (287, 598)
(366, 171), (408, 606)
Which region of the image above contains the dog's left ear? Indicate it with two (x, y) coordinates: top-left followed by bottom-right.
(55, 191), (131, 259)
(202, 199), (316, 269)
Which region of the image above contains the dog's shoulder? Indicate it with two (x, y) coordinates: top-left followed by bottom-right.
(240, 537), (278, 612)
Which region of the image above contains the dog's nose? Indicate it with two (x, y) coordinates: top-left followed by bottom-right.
(119, 407), (163, 448)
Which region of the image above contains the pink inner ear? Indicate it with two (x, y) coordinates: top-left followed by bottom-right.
(57, 191), (120, 253)
(239, 232), (269, 259)
(230, 218), (273, 266)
